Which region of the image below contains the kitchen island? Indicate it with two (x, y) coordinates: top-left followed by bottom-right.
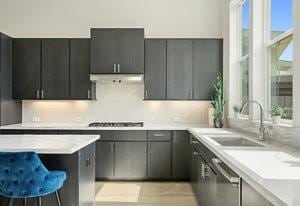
(0, 134), (100, 206)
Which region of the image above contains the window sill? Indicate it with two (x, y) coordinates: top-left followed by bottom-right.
(227, 116), (293, 128)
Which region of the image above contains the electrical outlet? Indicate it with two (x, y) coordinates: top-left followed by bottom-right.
(75, 116), (82, 123)
(32, 116), (40, 123)
(172, 116), (181, 122)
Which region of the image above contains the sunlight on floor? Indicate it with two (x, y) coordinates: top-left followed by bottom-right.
(96, 183), (141, 203)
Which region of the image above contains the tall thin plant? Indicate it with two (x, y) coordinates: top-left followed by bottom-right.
(211, 73), (225, 128)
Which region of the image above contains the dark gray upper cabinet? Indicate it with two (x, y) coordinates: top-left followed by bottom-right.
(12, 39), (41, 100)
(116, 29), (144, 74)
(91, 28), (144, 74)
(148, 142), (171, 179)
(41, 39), (70, 99)
(193, 39), (223, 100)
(0, 34), (22, 126)
(70, 39), (95, 100)
(91, 29), (118, 74)
(144, 39), (167, 100)
(167, 40), (193, 100)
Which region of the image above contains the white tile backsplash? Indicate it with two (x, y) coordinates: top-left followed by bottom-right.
(22, 83), (211, 124)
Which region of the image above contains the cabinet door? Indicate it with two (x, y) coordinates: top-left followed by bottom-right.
(41, 39), (70, 99)
(79, 143), (96, 206)
(167, 40), (193, 100)
(12, 39), (41, 99)
(172, 131), (190, 179)
(148, 142), (171, 178)
(117, 29), (144, 74)
(70, 39), (95, 100)
(242, 180), (273, 206)
(96, 141), (114, 179)
(193, 39), (222, 100)
(144, 39), (167, 100)
(90, 29), (118, 74)
(115, 142), (147, 179)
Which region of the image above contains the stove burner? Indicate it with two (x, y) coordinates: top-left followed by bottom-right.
(88, 122), (144, 127)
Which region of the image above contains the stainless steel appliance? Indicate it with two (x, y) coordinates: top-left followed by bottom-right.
(88, 122), (144, 127)
(191, 136), (240, 206)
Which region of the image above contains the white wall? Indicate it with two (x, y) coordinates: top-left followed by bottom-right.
(0, 0), (224, 124)
(0, 0), (223, 38)
(22, 84), (211, 124)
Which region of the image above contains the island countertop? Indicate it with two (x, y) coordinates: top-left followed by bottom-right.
(0, 134), (100, 154)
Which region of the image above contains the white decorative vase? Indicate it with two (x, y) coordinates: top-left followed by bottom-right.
(234, 112), (240, 118)
(272, 116), (281, 124)
(208, 108), (215, 128)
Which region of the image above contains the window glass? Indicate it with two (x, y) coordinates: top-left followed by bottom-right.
(269, 37), (293, 119)
(240, 59), (249, 114)
(242, 0), (250, 56)
(271, 0), (293, 39)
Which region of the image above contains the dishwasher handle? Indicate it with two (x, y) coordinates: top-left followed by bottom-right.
(212, 158), (239, 185)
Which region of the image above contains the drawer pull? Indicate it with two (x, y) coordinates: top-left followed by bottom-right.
(85, 158), (91, 168)
(153, 133), (164, 137)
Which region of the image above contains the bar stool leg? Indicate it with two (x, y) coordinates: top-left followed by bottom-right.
(7, 198), (14, 206)
(37, 197), (42, 206)
(55, 191), (62, 206)
(24, 198), (27, 206)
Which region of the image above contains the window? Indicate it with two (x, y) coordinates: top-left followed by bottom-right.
(267, 0), (293, 119)
(239, 0), (250, 114)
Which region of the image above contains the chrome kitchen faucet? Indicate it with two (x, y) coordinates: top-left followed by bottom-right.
(240, 100), (267, 141)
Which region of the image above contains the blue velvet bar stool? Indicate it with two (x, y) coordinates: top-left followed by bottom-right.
(0, 152), (67, 206)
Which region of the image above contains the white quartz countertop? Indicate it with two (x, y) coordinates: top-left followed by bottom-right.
(0, 134), (100, 154)
(0, 123), (206, 130)
(188, 128), (300, 206)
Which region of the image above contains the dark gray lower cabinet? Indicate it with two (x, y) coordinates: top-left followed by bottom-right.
(115, 142), (147, 179)
(96, 141), (114, 179)
(0, 143), (96, 206)
(147, 142), (171, 178)
(242, 180), (273, 206)
(172, 131), (190, 179)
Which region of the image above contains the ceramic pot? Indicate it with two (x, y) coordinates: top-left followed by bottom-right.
(272, 116), (281, 124)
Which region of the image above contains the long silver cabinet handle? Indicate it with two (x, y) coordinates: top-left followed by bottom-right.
(117, 64), (120, 73)
(36, 90), (40, 99)
(41, 90), (44, 99)
(88, 90), (91, 99)
(212, 158), (239, 185)
(113, 64), (116, 73)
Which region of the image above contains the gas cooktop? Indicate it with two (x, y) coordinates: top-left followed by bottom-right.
(88, 122), (144, 127)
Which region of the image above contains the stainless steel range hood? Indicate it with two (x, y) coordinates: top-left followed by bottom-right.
(90, 74), (144, 84)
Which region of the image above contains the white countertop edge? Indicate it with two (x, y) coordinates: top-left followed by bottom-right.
(0, 123), (208, 130)
(0, 135), (100, 154)
(188, 128), (287, 206)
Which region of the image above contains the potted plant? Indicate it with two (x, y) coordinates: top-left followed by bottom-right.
(211, 73), (225, 128)
(233, 105), (240, 118)
(270, 105), (287, 124)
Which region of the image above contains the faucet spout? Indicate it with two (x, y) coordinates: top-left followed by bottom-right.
(240, 100), (266, 141)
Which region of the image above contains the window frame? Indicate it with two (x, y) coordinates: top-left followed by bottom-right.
(265, 0), (294, 122)
(238, 0), (250, 116)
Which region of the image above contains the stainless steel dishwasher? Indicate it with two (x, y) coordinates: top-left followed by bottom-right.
(191, 136), (240, 206)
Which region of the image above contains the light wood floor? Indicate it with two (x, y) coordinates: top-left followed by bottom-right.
(95, 181), (198, 206)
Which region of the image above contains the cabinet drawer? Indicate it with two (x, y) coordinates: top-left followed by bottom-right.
(148, 130), (171, 141)
(82, 130), (147, 141)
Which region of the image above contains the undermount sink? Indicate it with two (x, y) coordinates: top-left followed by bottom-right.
(211, 136), (264, 147)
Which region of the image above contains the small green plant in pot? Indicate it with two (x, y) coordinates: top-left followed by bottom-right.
(233, 105), (240, 118)
(211, 73), (225, 128)
(270, 105), (287, 124)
